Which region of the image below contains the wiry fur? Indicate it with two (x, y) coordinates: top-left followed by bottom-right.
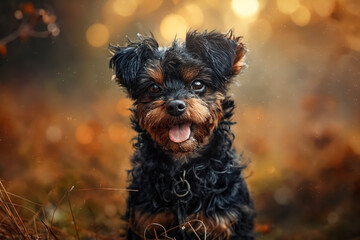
(109, 30), (255, 239)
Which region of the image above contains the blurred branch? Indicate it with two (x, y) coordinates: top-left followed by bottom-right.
(0, 3), (59, 56)
(0, 30), (20, 46)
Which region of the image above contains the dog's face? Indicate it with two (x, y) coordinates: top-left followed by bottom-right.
(109, 31), (245, 154)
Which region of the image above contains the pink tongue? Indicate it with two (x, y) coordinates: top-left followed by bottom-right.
(169, 123), (191, 143)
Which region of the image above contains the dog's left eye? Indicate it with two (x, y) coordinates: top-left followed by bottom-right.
(191, 80), (205, 92)
(149, 84), (161, 93)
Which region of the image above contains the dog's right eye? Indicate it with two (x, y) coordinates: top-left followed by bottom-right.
(191, 80), (205, 93)
(149, 84), (161, 93)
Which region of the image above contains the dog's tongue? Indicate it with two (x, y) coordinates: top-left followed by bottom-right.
(169, 123), (191, 143)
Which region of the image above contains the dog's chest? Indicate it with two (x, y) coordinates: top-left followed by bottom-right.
(142, 160), (235, 212)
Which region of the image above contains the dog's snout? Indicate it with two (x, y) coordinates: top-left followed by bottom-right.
(167, 100), (186, 116)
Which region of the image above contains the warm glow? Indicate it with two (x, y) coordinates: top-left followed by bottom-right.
(108, 122), (127, 144)
(204, 0), (219, 8)
(48, 23), (60, 37)
(178, 4), (204, 27)
(75, 124), (94, 144)
(14, 10), (23, 20)
(343, 0), (360, 17)
(232, 0), (259, 18)
(160, 14), (187, 42)
(46, 125), (62, 143)
(86, 23), (109, 47)
(273, 187), (293, 205)
(104, 204), (117, 217)
(113, 0), (138, 17)
(0, 45), (6, 57)
(116, 98), (133, 117)
(1, 1), (359, 238)
(291, 6), (311, 26)
(223, 10), (249, 36)
(250, 19), (272, 43)
(349, 131), (360, 155)
(346, 34), (360, 52)
(277, 0), (300, 15)
(327, 212), (339, 224)
(23, 3), (34, 13)
(267, 167), (276, 174)
(139, 0), (163, 13)
(312, 0), (335, 18)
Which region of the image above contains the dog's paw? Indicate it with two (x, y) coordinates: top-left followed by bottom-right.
(130, 211), (175, 239)
(186, 213), (236, 240)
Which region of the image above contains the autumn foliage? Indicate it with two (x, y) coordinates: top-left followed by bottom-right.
(1, 0), (360, 239)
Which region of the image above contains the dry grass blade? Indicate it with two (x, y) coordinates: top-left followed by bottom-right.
(40, 219), (59, 240)
(0, 182), (142, 239)
(141, 219), (208, 240)
(0, 180), (30, 239)
(0, 190), (42, 207)
(67, 186), (80, 240)
(74, 187), (138, 192)
(0, 181), (63, 240)
(186, 221), (202, 240)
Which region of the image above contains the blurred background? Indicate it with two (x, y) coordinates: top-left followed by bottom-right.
(0, 0), (360, 239)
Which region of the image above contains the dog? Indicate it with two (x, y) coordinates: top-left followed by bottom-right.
(109, 30), (255, 240)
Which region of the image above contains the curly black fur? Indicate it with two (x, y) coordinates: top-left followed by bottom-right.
(127, 98), (254, 239)
(109, 30), (255, 240)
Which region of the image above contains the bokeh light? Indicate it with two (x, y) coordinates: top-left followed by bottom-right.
(108, 122), (128, 144)
(273, 187), (293, 205)
(346, 34), (360, 52)
(160, 14), (187, 42)
(0, 45), (6, 57)
(277, 0), (300, 15)
(348, 131), (360, 154)
(312, 0), (335, 18)
(223, 10), (250, 36)
(41, 11), (56, 24)
(47, 23), (60, 37)
(232, 0), (259, 18)
(343, 0), (360, 17)
(178, 4), (204, 27)
(14, 10), (23, 20)
(249, 19), (272, 43)
(46, 125), (62, 143)
(104, 204), (118, 217)
(23, 3), (34, 14)
(113, 0), (138, 17)
(204, 0), (219, 8)
(327, 212), (339, 224)
(116, 98), (133, 117)
(139, 0), (163, 13)
(75, 124), (94, 144)
(290, 6), (311, 26)
(86, 23), (109, 47)
(1, 1), (360, 239)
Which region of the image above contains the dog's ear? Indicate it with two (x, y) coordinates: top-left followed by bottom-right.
(185, 30), (246, 84)
(109, 34), (158, 98)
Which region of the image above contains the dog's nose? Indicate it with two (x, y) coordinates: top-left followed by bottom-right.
(167, 100), (186, 116)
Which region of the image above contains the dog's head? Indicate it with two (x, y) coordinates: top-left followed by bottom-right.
(109, 30), (246, 154)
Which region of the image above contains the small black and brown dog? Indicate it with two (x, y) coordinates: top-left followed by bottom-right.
(109, 30), (255, 240)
